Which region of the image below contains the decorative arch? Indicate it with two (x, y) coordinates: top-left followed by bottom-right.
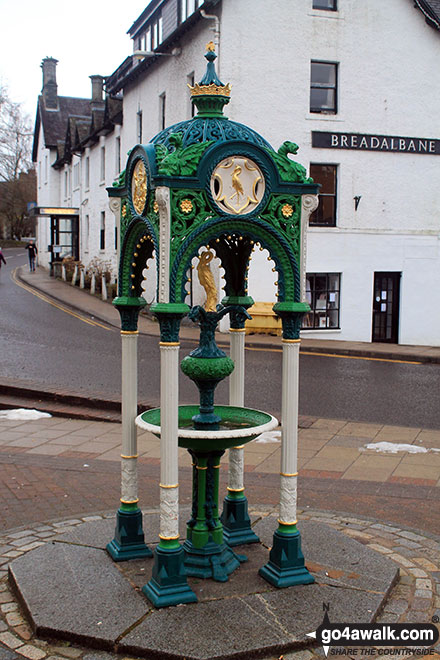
(118, 216), (159, 298)
(170, 216), (301, 305)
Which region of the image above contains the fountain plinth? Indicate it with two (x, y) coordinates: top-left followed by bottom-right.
(137, 303), (278, 582)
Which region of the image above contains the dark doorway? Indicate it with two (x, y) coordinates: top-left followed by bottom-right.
(50, 215), (79, 259)
(372, 272), (401, 343)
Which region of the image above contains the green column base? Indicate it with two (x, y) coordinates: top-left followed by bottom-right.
(106, 508), (153, 562)
(143, 544), (197, 608)
(183, 537), (247, 582)
(259, 529), (315, 588)
(221, 494), (260, 546)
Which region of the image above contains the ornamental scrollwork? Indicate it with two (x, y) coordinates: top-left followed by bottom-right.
(170, 189), (212, 263)
(155, 133), (214, 176)
(259, 194), (302, 265)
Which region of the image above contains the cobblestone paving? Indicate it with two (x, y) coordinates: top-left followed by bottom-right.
(0, 510), (439, 660)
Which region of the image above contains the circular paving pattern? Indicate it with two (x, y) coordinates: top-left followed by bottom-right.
(0, 508), (439, 660)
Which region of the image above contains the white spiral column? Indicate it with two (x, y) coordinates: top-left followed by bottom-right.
(221, 325), (259, 545)
(120, 331), (139, 506)
(107, 303), (151, 562)
(279, 338), (300, 527)
(159, 342), (180, 542)
(228, 328), (245, 493)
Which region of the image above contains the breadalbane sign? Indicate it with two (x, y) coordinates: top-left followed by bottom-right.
(312, 131), (440, 155)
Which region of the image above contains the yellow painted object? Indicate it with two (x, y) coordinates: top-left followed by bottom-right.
(245, 302), (282, 336)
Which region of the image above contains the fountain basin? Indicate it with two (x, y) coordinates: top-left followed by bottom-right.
(136, 405), (278, 451)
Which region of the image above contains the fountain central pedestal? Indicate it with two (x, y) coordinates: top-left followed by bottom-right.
(137, 302), (278, 582)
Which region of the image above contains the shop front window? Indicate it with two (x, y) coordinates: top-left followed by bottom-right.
(303, 273), (340, 329)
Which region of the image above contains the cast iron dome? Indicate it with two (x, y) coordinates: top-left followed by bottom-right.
(150, 43), (272, 151)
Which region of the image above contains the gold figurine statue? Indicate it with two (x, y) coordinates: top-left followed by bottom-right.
(197, 250), (218, 312)
(132, 161), (147, 215)
(230, 165), (244, 205)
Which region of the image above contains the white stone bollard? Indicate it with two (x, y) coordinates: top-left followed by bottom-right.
(102, 275), (108, 301)
(90, 273), (96, 295)
(80, 269), (85, 289)
(61, 264), (66, 281)
(71, 265), (78, 286)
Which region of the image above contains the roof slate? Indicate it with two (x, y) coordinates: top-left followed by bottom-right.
(414, 0), (440, 29)
(40, 96), (91, 148)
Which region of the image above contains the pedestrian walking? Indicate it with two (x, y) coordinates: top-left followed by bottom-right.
(26, 241), (38, 272)
(0, 247), (6, 280)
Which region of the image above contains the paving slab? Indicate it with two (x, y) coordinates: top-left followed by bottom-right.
(253, 517), (398, 593)
(118, 583), (386, 660)
(8, 544), (147, 649)
(7, 515), (398, 660)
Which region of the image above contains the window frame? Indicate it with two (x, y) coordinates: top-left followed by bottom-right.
(303, 273), (341, 330)
(100, 146), (106, 182)
(100, 211), (106, 250)
(137, 110), (143, 143)
(115, 136), (121, 175)
(309, 163), (338, 227)
(310, 60), (338, 114)
(312, 0), (337, 10)
(159, 92), (166, 130)
(85, 156), (90, 190)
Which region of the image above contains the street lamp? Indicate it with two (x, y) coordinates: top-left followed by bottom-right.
(132, 47), (181, 62)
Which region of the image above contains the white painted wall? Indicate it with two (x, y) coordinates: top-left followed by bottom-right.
(35, 122), (60, 269)
(217, 0), (440, 345)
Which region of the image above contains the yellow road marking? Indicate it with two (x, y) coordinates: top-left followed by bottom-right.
(11, 268), (112, 331)
(244, 345), (422, 365)
(300, 350), (422, 365)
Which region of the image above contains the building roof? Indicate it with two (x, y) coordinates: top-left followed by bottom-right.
(32, 96), (90, 161)
(413, 0), (440, 30)
(33, 92), (122, 167)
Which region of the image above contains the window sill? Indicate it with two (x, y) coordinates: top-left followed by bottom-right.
(308, 225), (338, 231)
(301, 328), (341, 333)
(306, 114), (345, 122)
(308, 10), (344, 20)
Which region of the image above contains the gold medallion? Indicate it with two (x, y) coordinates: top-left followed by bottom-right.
(211, 157), (265, 215)
(131, 160), (148, 215)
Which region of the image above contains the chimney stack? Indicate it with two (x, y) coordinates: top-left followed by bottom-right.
(41, 57), (59, 109)
(90, 75), (105, 109)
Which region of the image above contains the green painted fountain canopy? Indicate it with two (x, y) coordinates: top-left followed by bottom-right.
(110, 42), (319, 314)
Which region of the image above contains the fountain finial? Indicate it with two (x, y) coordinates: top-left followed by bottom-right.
(188, 44), (231, 117)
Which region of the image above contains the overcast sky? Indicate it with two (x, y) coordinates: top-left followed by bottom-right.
(0, 0), (148, 119)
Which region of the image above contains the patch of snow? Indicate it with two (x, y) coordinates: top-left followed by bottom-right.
(361, 441), (439, 454)
(0, 408), (52, 421)
(255, 430), (281, 444)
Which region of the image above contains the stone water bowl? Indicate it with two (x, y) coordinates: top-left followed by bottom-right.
(135, 404), (278, 451)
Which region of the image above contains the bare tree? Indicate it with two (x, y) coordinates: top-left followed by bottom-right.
(0, 84), (33, 181)
(0, 84), (35, 238)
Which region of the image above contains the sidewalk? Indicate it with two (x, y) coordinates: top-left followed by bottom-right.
(15, 265), (440, 364)
(1, 412), (439, 535)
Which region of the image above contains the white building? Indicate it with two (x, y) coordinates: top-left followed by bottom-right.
(32, 0), (440, 345)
